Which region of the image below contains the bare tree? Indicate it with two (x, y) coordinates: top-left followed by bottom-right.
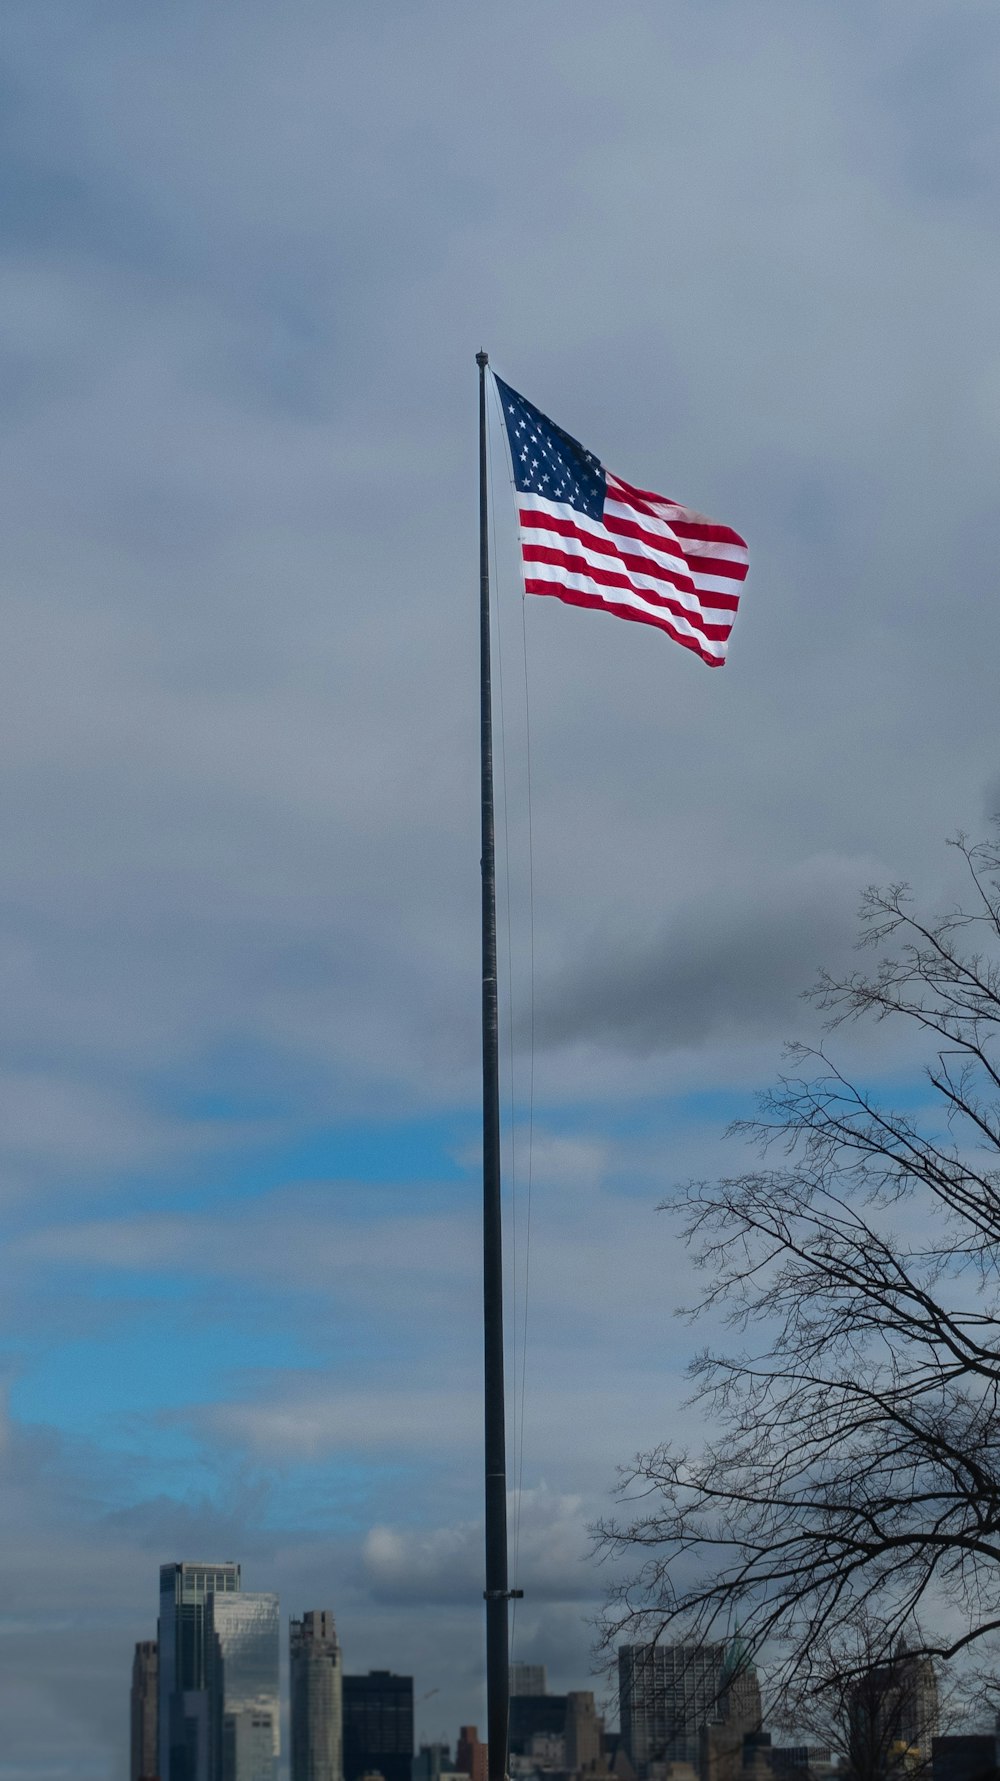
(599, 832), (1000, 1687)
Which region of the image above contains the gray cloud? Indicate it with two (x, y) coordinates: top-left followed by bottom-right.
(534, 856), (866, 1055)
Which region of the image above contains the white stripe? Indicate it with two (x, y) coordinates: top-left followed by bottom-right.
(604, 494), (693, 557)
(522, 518), (703, 609)
(525, 535), (712, 620)
(605, 490), (749, 568)
(519, 509), (736, 621)
(689, 571), (746, 599)
(675, 538), (749, 568)
(524, 560), (729, 654)
(602, 510), (748, 583)
(517, 490), (744, 640)
(604, 505), (730, 583)
(518, 495), (697, 591)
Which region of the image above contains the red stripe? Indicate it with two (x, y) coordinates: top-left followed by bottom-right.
(603, 508), (701, 572)
(602, 483), (662, 521)
(668, 517), (748, 549)
(519, 506), (621, 558)
(521, 503), (743, 609)
(608, 476), (748, 551)
(615, 546), (701, 598)
(603, 510), (745, 584)
(523, 579), (727, 665)
(523, 540), (694, 611)
(521, 546), (733, 641)
(523, 533), (699, 605)
(683, 552), (749, 585)
(519, 505), (699, 598)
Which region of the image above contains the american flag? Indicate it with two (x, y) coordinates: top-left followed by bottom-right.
(495, 376), (749, 668)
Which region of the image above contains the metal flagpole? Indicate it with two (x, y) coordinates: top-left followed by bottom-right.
(477, 349), (514, 1781)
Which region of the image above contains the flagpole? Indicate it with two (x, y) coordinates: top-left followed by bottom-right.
(477, 348), (511, 1781)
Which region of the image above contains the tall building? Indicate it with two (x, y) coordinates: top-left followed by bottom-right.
(207, 1591), (280, 1781)
(343, 1672), (414, 1781)
(413, 1745), (455, 1781)
(132, 1640), (159, 1781)
(456, 1727), (488, 1781)
(619, 1642), (757, 1773)
(565, 1693), (603, 1771)
(511, 1666), (548, 1698)
(847, 1646), (939, 1779)
(508, 1696), (568, 1758)
(701, 1641), (764, 1781)
(159, 1562), (242, 1781)
(291, 1610), (343, 1781)
(717, 1640), (761, 1739)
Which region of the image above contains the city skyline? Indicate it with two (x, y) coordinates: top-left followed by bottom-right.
(132, 1565), (969, 1781)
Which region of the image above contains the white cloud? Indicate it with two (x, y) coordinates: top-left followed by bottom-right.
(363, 1486), (596, 1606)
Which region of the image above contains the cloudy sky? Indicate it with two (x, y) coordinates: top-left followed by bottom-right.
(3, 1), (1000, 1775)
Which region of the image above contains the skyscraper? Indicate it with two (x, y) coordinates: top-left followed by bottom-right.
(718, 1638), (761, 1738)
(510, 1665), (547, 1698)
(158, 1561), (242, 1781)
(847, 1645), (939, 1778)
(456, 1727), (488, 1781)
(565, 1693), (603, 1771)
(508, 1696), (568, 1758)
(342, 1672), (414, 1781)
(291, 1610), (343, 1781)
(619, 1642), (754, 1773)
(131, 1640), (159, 1781)
(208, 1591), (280, 1781)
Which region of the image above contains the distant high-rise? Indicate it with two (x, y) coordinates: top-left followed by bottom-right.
(565, 1693), (603, 1771)
(847, 1646), (939, 1777)
(132, 1640), (159, 1781)
(291, 1610), (343, 1781)
(701, 1638), (765, 1781)
(207, 1591), (280, 1781)
(510, 1665), (547, 1698)
(412, 1745), (455, 1781)
(343, 1672), (414, 1781)
(619, 1642), (756, 1773)
(159, 1562), (242, 1781)
(508, 1696), (568, 1758)
(456, 1727), (488, 1781)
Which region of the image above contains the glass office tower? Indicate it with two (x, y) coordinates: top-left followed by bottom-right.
(208, 1591), (280, 1781)
(159, 1562), (242, 1781)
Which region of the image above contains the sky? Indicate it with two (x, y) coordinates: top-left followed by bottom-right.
(3, 1), (1000, 1774)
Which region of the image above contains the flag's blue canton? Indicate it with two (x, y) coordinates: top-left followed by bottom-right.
(495, 376), (606, 522)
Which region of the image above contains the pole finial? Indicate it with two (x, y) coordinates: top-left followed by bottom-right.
(476, 349), (489, 368)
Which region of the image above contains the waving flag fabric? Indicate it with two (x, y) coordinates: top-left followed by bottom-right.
(495, 376), (749, 667)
